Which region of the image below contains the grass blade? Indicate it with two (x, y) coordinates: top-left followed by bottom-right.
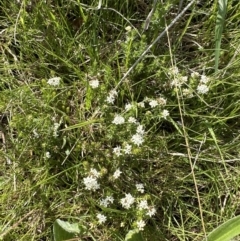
(215, 0), (228, 72)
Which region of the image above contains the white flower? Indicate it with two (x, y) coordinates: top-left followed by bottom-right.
(65, 149), (70, 156)
(113, 146), (122, 157)
(191, 71), (200, 78)
(137, 102), (145, 108)
(45, 152), (51, 159)
(197, 84), (209, 94)
(136, 220), (146, 231)
(131, 133), (144, 146)
(113, 169), (122, 179)
(99, 198), (108, 207)
(125, 103), (132, 111)
(125, 26), (132, 32)
(182, 88), (193, 98)
(123, 144), (132, 154)
(106, 89), (118, 104)
(89, 168), (100, 178)
(168, 66), (179, 76)
(162, 109), (169, 119)
(136, 125), (145, 135)
(149, 99), (158, 108)
(47, 77), (60, 86)
(120, 193), (135, 209)
(53, 122), (60, 137)
(147, 206), (157, 217)
(89, 79), (99, 89)
(200, 75), (209, 84)
(100, 196), (114, 207)
(106, 196), (114, 204)
(112, 115), (125, 125)
(171, 75), (188, 88)
(109, 89), (118, 96)
(128, 117), (137, 123)
(157, 97), (167, 106)
(136, 183), (144, 193)
(83, 176), (100, 191)
(138, 200), (148, 210)
(180, 76), (188, 83)
(97, 213), (107, 224)
(106, 95), (115, 104)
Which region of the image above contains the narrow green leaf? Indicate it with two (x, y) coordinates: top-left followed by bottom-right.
(61, 119), (102, 131)
(215, 0), (228, 72)
(205, 215), (240, 241)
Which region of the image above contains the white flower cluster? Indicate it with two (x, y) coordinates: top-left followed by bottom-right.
(196, 74), (210, 94)
(182, 88), (193, 98)
(131, 124), (145, 146)
(47, 77), (60, 86)
(83, 168), (101, 191)
(89, 79), (99, 89)
(168, 66), (179, 76)
(112, 115), (125, 125)
(128, 116), (137, 123)
(197, 84), (209, 94)
(53, 122), (61, 137)
(171, 75), (188, 88)
(120, 193), (135, 209)
(113, 144), (132, 156)
(99, 195), (114, 207)
(136, 220), (146, 231)
(106, 89), (118, 104)
(137, 200), (157, 217)
(136, 183), (144, 193)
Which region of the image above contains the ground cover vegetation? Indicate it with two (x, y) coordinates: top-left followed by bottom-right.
(1, 0), (240, 240)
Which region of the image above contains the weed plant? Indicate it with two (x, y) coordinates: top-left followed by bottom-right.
(1, 0), (240, 240)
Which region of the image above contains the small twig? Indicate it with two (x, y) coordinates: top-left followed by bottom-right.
(143, 0), (158, 31)
(115, 0), (197, 89)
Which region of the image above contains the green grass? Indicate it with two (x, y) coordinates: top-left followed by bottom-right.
(1, 0), (240, 240)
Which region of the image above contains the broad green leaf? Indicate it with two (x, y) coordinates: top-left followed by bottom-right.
(205, 215), (240, 241)
(125, 229), (144, 241)
(53, 219), (80, 241)
(215, 0), (228, 72)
